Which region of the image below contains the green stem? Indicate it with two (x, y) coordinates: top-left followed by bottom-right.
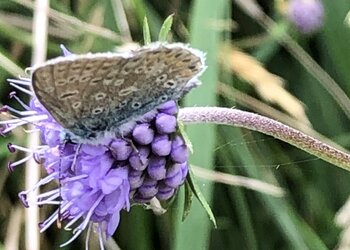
(179, 107), (350, 172)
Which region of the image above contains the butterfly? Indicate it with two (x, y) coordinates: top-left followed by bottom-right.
(31, 43), (206, 144)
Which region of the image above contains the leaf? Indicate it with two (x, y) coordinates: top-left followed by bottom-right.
(182, 180), (193, 221)
(143, 16), (151, 45)
(177, 121), (193, 153)
(158, 14), (174, 42)
(187, 167), (217, 228)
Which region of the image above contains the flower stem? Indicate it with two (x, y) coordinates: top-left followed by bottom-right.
(179, 107), (350, 172)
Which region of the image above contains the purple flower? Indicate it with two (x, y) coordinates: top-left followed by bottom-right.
(1, 45), (191, 248)
(287, 0), (324, 34)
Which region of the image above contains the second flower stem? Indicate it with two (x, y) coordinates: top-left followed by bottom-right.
(179, 107), (350, 172)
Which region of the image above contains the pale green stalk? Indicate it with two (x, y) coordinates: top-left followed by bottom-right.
(179, 107), (350, 172)
(26, 1), (49, 250)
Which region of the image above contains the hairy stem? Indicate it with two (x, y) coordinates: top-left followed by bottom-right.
(179, 107), (350, 172)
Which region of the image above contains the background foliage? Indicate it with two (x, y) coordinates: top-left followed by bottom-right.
(0, 0), (350, 249)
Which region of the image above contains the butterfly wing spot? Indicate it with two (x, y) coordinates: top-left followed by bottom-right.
(163, 80), (176, 89)
(144, 66), (154, 73)
(118, 86), (138, 96)
(174, 52), (184, 58)
(54, 64), (68, 75)
(129, 57), (142, 63)
(101, 61), (114, 70)
(38, 70), (50, 80)
(72, 101), (82, 109)
(98, 63), (114, 75)
(156, 74), (168, 83)
(70, 62), (84, 73)
(135, 66), (146, 74)
(131, 102), (142, 109)
(84, 59), (104, 73)
(95, 92), (107, 101)
(158, 95), (169, 103)
(67, 75), (79, 84)
(188, 65), (197, 70)
(56, 79), (67, 86)
(121, 65), (133, 75)
(113, 79), (124, 86)
(59, 90), (79, 100)
(92, 107), (104, 115)
(45, 86), (55, 93)
(90, 76), (103, 86)
(103, 76), (115, 86)
(79, 74), (93, 83)
(152, 69), (163, 76)
(119, 100), (128, 108)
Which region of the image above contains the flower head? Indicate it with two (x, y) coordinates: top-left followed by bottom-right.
(287, 0), (324, 34)
(1, 45), (190, 248)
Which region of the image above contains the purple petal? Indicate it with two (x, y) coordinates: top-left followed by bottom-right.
(170, 135), (189, 163)
(155, 113), (177, 134)
(137, 178), (158, 198)
(129, 170), (145, 189)
(151, 134), (171, 156)
(129, 146), (150, 171)
(41, 124), (61, 147)
(156, 183), (175, 200)
(99, 168), (128, 195)
(180, 162), (189, 184)
(81, 144), (107, 156)
(157, 101), (178, 115)
(60, 44), (73, 56)
(164, 163), (183, 188)
(132, 123), (155, 145)
(147, 156), (166, 180)
(110, 139), (132, 161)
(107, 212), (121, 237)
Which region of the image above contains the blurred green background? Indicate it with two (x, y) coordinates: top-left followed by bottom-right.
(1, 0), (350, 249)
